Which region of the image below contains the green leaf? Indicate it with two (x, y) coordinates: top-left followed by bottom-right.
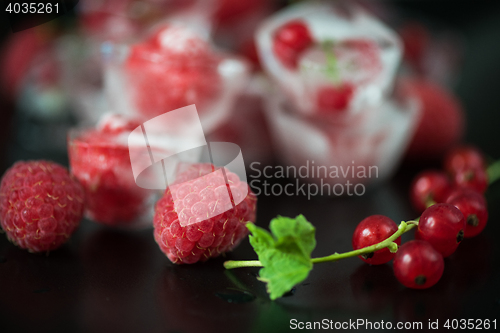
(246, 215), (316, 300)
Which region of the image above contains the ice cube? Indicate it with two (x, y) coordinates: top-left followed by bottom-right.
(103, 22), (250, 133)
(255, 0), (402, 117)
(263, 85), (420, 188)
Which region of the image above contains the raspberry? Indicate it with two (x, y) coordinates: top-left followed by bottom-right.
(153, 163), (257, 264)
(0, 160), (85, 252)
(403, 78), (465, 160)
(68, 116), (152, 227)
(125, 24), (222, 118)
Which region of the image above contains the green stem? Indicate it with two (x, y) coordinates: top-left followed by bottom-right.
(224, 220), (418, 270)
(224, 260), (263, 269)
(311, 221), (416, 264)
(487, 160), (500, 185)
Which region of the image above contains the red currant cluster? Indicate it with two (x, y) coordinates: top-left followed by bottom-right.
(352, 145), (493, 290)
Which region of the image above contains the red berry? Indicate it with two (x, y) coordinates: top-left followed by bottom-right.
(451, 167), (488, 194)
(393, 240), (444, 289)
(0, 160), (85, 252)
(317, 83), (354, 114)
(125, 24), (222, 118)
(403, 78), (465, 160)
(415, 203), (466, 257)
(352, 215), (401, 265)
(446, 189), (488, 238)
(213, 0), (267, 26)
(444, 146), (488, 193)
(153, 163), (257, 264)
(410, 170), (451, 212)
(272, 20), (313, 69)
(444, 145), (486, 174)
(68, 118), (152, 227)
(399, 22), (430, 74)
(0, 29), (49, 98)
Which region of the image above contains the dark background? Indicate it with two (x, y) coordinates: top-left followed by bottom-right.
(1, 1), (500, 332)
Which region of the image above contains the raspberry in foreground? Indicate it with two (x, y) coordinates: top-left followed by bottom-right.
(153, 163), (257, 264)
(0, 160), (85, 253)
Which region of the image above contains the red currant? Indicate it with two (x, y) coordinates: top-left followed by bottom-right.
(410, 170), (451, 212)
(393, 240), (444, 289)
(446, 189), (488, 238)
(415, 203), (466, 257)
(352, 215), (401, 265)
(272, 20), (313, 69)
(317, 83), (354, 114)
(451, 167), (488, 193)
(444, 146), (488, 193)
(444, 145), (486, 174)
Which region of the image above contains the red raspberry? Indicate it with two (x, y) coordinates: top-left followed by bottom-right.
(0, 160), (85, 253)
(68, 117), (152, 227)
(153, 163), (257, 264)
(125, 24), (222, 118)
(403, 78), (465, 160)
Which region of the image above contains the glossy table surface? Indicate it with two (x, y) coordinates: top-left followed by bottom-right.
(0, 160), (499, 333)
(2, 2), (500, 332)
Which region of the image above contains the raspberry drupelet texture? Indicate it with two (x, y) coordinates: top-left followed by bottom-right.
(153, 163), (257, 264)
(0, 160), (85, 252)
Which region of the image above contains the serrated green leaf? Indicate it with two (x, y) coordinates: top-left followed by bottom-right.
(269, 215), (316, 258)
(247, 223), (275, 255)
(246, 215), (316, 300)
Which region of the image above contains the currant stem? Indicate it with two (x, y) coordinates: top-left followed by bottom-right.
(487, 159), (500, 185)
(223, 220), (418, 270)
(224, 260), (263, 269)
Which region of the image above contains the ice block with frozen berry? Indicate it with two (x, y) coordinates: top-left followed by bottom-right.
(68, 114), (157, 228)
(255, 1), (402, 119)
(104, 22), (250, 132)
(264, 79), (420, 188)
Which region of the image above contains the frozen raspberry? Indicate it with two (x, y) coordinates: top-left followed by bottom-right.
(0, 160), (85, 253)
(125, 24), (222, 118)
(403, 78), (465, 160)
(68, 116), (152, 227)
(153, 163), (257, 264)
